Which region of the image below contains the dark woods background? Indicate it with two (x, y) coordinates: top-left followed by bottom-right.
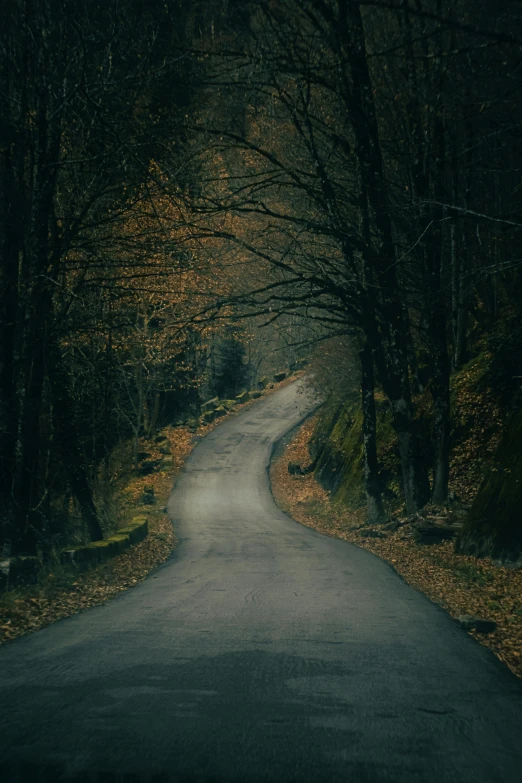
(1, 1), (521, 560)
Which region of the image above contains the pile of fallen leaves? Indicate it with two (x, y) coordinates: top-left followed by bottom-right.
(0, 372), (297, 646)
(271, 413), (522, 680)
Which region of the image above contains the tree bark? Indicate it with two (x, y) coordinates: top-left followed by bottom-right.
(339, 1), (430, 513)
(133, 360), (144, 470)
(47, 341), (104, 543)
(147, 391), (162, 436)
(360, 342), (386, 523)
(430, 332), (451, 504)
(0, 155), (20, 550)
(399, 0), (451, 503)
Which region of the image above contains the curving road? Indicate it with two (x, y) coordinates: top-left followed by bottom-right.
(0, 381), (521, 783)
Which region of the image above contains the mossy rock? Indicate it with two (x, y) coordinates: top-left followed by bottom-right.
(105, 534), (131, 554)
(250, 390), (262, 399)
(274, 372), (286, 383)
(214, 405), (227, 418)
(59, 518), (148, 568)
(313, 399), (365, 507)
(221, 399), (237, 411)
(88, 535), (129, 560)
(88, 539), (119, 561)
(72, 535), (131, 565)
(75, 545), (99, 564)
(311, 395), (396, 510)
(202, 409), (216, 424)
(60, 544), (99, 566)
(236, 391), (250, 404)
(138, 459), (161, 476)
(314, 388), (400, 511)
(142, 485), (155, 504)
(201, 397), (220, 413)
(257, 376), (269, 390)
(131, 515), (149, 539)
(58, 512), (149, 570)
(119, 517), (148, 545)
(309, 399), (344, 462)
(330, 407), (366, 508)
(456, 405), (522, 563)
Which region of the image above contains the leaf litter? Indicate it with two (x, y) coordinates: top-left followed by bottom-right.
(270, 414), (522, 680)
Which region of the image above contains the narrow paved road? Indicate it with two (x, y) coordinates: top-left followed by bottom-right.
(1, 382), (521, 783)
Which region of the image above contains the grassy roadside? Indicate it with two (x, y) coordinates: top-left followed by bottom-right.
(0, 373), (298, 646)
(270, 414), (522, 680)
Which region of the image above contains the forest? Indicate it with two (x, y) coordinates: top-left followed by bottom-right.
(1, 0), (521, 566)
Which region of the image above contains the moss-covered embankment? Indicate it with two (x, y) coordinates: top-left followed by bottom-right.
(60, 516), (149, 567)
(309, 353), (522, 561)
(456, 405), (522, 563)
(310, 393), (397, 511)
(1, 518), (151, 591)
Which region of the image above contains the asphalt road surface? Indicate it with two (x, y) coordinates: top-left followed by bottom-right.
(1, 381), (522, 783)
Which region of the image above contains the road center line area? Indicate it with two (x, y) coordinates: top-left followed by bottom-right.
(0, 382), (521, 783)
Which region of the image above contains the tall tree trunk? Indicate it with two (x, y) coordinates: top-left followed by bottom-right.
(47, 340), (104, 543)
(147, 391), (162, 436)
(450, 215), (461, 370)
(15, 314), (47, 554)
(133, 360), (144, 470)
(424, 213), (451, 504)
(426, 22), (451, 503)
(360, 342), (386, 523)
(0, 158), (20, 551)
(405, 307), (423, 395)
(12, 13), (64, 553)
(339, 1), (430, 513)
(400, 0), (451, 503)
(430, 320), (451, 503)
(454, 272), (467, 370)
(388, 385), (430, 515)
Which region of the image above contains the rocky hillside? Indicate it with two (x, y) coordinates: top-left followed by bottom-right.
(309, 350), (521, 564)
